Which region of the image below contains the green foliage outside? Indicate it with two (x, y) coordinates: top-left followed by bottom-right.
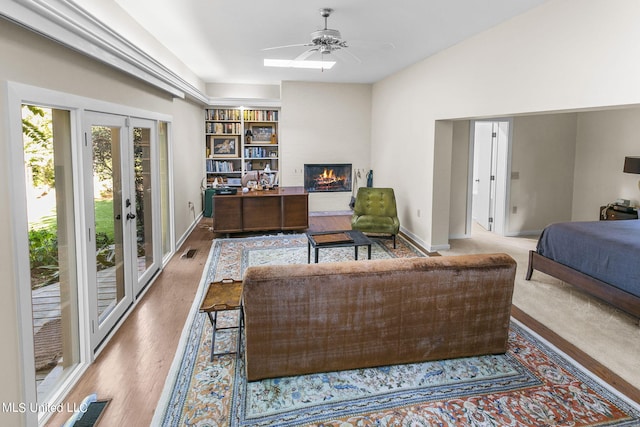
(29, 200), (116, 289)
(24, 105), (117, 289)
(23, 105), (55, 188)
(24, 105), (57, 289)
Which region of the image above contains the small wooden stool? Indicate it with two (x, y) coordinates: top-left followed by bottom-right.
(199, 279), (243, 361)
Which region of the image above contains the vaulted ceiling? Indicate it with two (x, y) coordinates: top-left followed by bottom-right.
(114, 0), (549, 85)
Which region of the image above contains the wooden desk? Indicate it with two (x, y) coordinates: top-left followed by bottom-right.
(213, 186), (308, 233)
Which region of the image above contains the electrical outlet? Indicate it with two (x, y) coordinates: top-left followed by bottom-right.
(417, 209), (421, 218)
(512, 206), (517, 214)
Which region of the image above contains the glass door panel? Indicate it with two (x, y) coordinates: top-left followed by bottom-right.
(22, 105), (80, 405)
(159, 121), (173, 260)
(92, 124), (127, 323)
(85, 112), (134, 349)
(131, 118), (159, 294)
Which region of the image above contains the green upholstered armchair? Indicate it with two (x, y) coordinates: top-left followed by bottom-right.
(351, 187), (400, 248)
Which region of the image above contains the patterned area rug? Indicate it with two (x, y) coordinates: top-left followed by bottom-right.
(154, 234), (640, 426)
(33, 317), (62, 371)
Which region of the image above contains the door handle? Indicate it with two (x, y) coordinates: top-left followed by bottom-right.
(126, 212), (136, 220)
(115, 214), (121, 220)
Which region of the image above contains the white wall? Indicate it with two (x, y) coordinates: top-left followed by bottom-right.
(573, 107), (640, 220)
(449, 121), (471, 237)
(372, 0), (640, 249)
(280, 81), (372, 212)
(81, 0), (206, 94)
(206, 83), (281, 101)
(0, 18), (204, 426)
(170, 100), (207, 245)
(509, 113), (577, 233)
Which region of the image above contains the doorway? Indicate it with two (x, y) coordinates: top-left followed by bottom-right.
(10, 83), (173, 425)
(469, 120), (511, 235)
(83, 112), (161, 349)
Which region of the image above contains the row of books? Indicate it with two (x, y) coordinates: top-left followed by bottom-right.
(244, 146), (277, 158)
(244, 109), (278, 122)
(206, 159), (238, 173)
(244, 162), (278, 173)
(205, 108), (280, 122)
(206, 109), (241, 121)
(206, 122), (241, 134)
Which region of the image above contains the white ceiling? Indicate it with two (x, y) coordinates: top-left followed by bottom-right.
(115, 0), (549, 85)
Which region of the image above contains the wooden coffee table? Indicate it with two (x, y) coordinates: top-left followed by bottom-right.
(306, 230), (373, 263)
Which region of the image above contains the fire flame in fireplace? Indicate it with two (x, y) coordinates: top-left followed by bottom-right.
(315, 168), (345, 188)
(321, 168), (335, 179)
(304, 164), (352, 192)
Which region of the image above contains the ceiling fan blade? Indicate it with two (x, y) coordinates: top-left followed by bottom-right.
(262, 43), (312, 51)
(332, 48), (362, 64)
(294, 48), (319, 62)
(348, 40), (396, 51)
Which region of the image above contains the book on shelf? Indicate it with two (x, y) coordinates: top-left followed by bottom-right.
(206, 159), (238, 173)
(244, 146), (277, 158)
(206, 122), (241, 134)
(207, 108), (241, 121)
(243, 109), (279, 122)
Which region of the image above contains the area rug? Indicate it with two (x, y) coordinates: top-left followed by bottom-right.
(153, 234), (640, 426)
(33, 317), (62, 371)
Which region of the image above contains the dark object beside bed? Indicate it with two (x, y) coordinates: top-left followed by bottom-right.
(526, 219), (640, 319)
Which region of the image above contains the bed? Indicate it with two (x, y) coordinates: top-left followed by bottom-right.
(526, 219), (640, 319)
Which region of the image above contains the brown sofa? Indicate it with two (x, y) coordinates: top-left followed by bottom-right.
(242, 253), (516, 381)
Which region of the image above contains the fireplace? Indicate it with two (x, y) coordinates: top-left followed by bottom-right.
(304, 164), (352, 193)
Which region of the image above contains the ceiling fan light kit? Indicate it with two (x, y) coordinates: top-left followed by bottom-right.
(262, 7), (382, 68)
(310, 8), (347, 51)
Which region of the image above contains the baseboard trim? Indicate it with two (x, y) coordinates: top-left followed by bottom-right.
(399, 227), (449, 253)
(504, 229), (543, 237)
(177, 212), (204, 250)
(309, 210), (352, 217)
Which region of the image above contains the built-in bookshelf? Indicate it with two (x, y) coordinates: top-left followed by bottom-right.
(205, 107), (279, 187)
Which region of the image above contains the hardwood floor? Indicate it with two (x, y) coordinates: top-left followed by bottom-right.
(44, 220), (211, 426)
(44, 216), (351, 426)
(45, 215), (638, 426)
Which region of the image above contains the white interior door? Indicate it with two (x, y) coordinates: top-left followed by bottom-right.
(470, 120), (511, 235)
(472, 122), (495, 231)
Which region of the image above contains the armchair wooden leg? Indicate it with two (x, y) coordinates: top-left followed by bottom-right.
(393, 234), (396, 249)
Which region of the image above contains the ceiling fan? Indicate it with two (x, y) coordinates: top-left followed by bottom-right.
(263, 8), (389, 64)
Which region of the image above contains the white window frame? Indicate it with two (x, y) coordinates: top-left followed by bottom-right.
(6, 81), (175, 425)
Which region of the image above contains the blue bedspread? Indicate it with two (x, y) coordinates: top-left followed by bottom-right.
(536, 219), (640, 297)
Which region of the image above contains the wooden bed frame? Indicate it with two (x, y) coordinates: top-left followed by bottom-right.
(526, 250), (640, 320)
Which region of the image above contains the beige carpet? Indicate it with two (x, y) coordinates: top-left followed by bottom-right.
(439, 224), (640, 392)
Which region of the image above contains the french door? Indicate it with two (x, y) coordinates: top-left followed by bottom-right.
(84, 112), (159, 349)
(129, 117), (159, 294)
